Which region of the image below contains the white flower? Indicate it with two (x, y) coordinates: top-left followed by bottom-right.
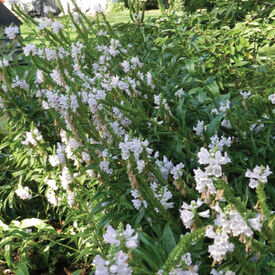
(4, 25), (19, 40)
(21, 129), (42, 146)
(214, 205), (254, 238)
(113, 250), (132, 275)
(12, 76), (29, 90)
(208, 230), (234, 262)
(221, 119), (232, 129)
(45, 48), (57, 61)
(23, 44), (36, 56)
(268, 94), (275, 104)
(36, 70), (44, 83)
(248, 215), (263, 231)
(123, 224), (138, 249)
(131, 189), (147, 210)
(193, 120), (205, 137)
(60, 167), (73, 190)
(104, 225), (120, 246)
(198, 148), (211, 165)
(15, 185), (32, 200)
(146, 72), (154, 88)
(240, 91), (251, 99)
(194, 167), (216, 194)
(197, 147), (230, 179)
(171, 163), (185, 180)
(46, 179), (58, 191)
(67, 192), (75, 207)
(205, 225), (216, 239)
(110, 121), (125, 137)
(99, 161), (113, 175)
(81, 152), (91, 163)
(104, 224), (138, 250)
(180, 199), (209, 228)
(250, 121), (264, 133)
(136, 159), (145, 173)
(211, 269), (235, 275)
(130, 57), (142, 69)
(180, 209), (194, 229)
(0, 59), (9, 68)
(92, 3), (105, 13)
(49, 155), (59, 167)
(150, 183), (174, 210)
(51, 21), (64, 34)
(93, 255), (109, 275)
(159, 186), (174, 209)
(121, 60), (130, 73)
(46, 190), (58, 206)
(199, 209), (210, 218)
(7, 0), (19, 4)
(175, 88), (185, 97)
(43, 5), (55, 14)
(50, 69), (63, 86)
(209, 135), (232, 152)
(181, 252), (192, 266)
(219, 100), (230, 113)
(245, 165), (272, 189)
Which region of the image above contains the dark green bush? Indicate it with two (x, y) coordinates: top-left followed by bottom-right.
(0, 1), (274, 274)
(124, 0), (164, 9)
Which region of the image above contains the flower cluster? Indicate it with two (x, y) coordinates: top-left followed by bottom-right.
(4, 25), (19, 40)
(93, 224), (138, 275)
(21, 128), (43, 147)
(194, 147), (230, 197)
(245, 165), (272, 189)
(15, 185), (32, 200)
(93, 251), (132, 275)
(103, 224), (138, 250)
(0, 3), (274, 274)
(180, 199), (210, 229)
(206, 226), (235, 262)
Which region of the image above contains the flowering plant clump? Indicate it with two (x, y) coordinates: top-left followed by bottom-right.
(0, 0), (274, 274)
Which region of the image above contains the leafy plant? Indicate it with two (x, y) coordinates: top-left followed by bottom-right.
(0, 0), (274, 273)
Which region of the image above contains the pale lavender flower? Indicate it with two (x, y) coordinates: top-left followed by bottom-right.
(245, 165), (272, 188)
(240, 91), (251, 99)
(4, 25), (19, 39)
(15, 185), (32, 200)
(268, 94), (275, 104)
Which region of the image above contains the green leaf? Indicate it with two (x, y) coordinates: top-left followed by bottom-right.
(16, 261), (29, 275)
(134, 249), (160, 272)
(185, 59), (195, 73)
(234, 61), (249, 67)
(20, 218), (45, 229)
(4, 243), (12, 268)
(162, 224), (176, 254)
(206, 81), (220, 97)
(206, 115), (223, 140)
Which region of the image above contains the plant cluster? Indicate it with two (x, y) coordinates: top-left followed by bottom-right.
(0, 0), (274, 274)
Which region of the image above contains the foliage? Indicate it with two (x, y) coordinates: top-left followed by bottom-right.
(0, 0), (274, 274)
(182, 0), (275, 24)
(106, 2), (125, 14)
(124, 0), (163, 10)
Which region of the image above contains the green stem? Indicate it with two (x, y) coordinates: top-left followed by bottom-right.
(160, 227), (205, 274)
(256, 182), (271, 220)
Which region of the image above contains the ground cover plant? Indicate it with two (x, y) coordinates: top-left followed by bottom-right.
(0, 0), (274, 274)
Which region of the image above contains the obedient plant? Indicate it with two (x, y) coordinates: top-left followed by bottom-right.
(0, 0), (274, 273)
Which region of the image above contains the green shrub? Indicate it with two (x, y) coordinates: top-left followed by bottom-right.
(124, 0), (164, 9)
(106, 2), (125, 13)
(0, 1), (274, 274)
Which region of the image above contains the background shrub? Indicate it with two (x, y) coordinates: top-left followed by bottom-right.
(0, 1), (274, 274)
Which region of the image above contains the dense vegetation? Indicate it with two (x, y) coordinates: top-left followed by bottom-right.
(0, 0), (274, 274)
